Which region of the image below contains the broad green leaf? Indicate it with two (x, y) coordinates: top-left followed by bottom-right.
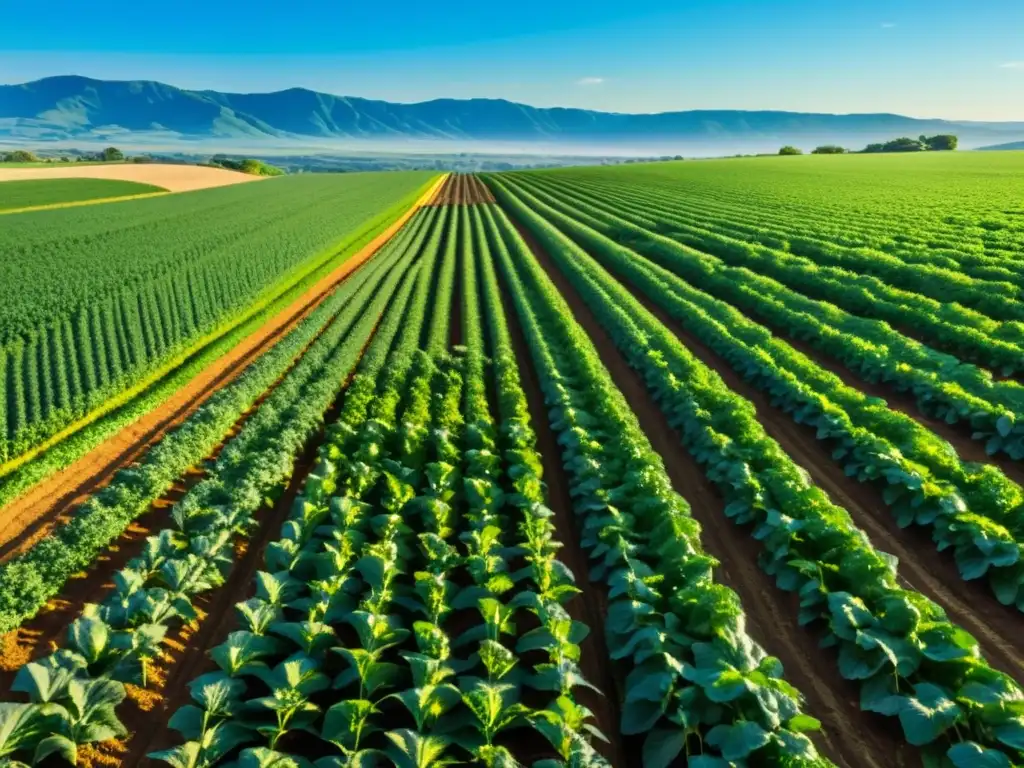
(898, 683), (962, 746)
(704, 721), (772, 761)
(321, 699), (378, 751)
(642, 728), (686, 768)
(946, 742), (1013, 767)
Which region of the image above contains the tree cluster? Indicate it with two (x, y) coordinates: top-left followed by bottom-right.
(207, 155), (285, 176)
(862, 134), (958, 153)
(1, 147), (127, 163)
(779, 134), (958, 157)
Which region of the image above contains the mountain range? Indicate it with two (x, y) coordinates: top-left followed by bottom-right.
(3, 75), (1024, 152)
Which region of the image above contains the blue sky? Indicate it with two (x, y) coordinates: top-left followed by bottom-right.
(3, 0), (1023, 120)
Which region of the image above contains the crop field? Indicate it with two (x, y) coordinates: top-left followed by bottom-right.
(0, 163), (260, 194)
(0, 178), (166, 212)
(0, 156), (1022, 768)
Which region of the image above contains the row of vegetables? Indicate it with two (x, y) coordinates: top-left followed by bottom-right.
(515, 174), (1024, 457)
(0, 207), (440, 765)
(555, 174), (1024, 288)
(494, 175), (1024, 608)
(487, 176), (1024, 767)
(513, 173), (1024, 375)
(154, 200), (612, 767)
(479, 200), (834, 767)
(548, 175), (1024, 461)
(596, 167), (1024, 265)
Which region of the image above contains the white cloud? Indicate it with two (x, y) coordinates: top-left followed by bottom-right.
(576, 77), (605, 86)
(999, 61), (1024, 69)
(881, 22), (897, 28)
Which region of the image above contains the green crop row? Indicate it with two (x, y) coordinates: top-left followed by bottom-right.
(481, 201), (832, 767)
(496, 174), (1024, 607)
(0, 204), (430, 766)
(0, 208), (438, 636)
(0, 172), (435, 464)
(546, 173), (1024, 286)
(514, 173), (1024, 462)
(489, 175), (1024, 767)
(156, 204), (610, 767)
(504, 171), (1024, 375)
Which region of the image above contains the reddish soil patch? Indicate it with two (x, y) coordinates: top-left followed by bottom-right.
(495, 262), (628, 766)
(504, 216), (916, 768)
(427, 174), (494, 206)
(0, 175), (447, 562)
(467, 175), (496, 204)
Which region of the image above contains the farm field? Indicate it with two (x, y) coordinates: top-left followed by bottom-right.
(0, 162), (259, 193)
(0, 171), (434, 487)
(0, 178), (165, 212)
(0, 157), (1022, 768)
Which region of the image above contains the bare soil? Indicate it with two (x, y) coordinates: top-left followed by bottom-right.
(0, 163), (258, 193)
(0, 176), (446, 563)
(428, 174), (495, 206)
(505, 217), (918, 768)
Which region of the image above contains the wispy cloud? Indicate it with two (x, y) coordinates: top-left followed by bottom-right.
(576, 77), (605, 86)
(999, 61), (1024, 69)
(880, 22), (897, 28)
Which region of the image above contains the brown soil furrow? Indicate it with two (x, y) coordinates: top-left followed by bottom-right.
(504, 218), (900, 768)
(0, 175), (447, 562)
(463, 175), (496, 205)
(494, 258), (628, 766)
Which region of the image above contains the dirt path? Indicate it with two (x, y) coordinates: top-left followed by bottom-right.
(0, 175), (447, 562)
(494, 256), (628, 766)
(465, 174), (496, 204)
(504, 217), (923, 768)
(0, 163), (258, 193)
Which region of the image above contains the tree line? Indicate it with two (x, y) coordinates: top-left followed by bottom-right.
(779, 134), (958, 156)
(1, 147), (139, 163)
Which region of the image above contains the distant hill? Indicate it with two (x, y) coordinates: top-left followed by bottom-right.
(2, 75), (1024, 152)
(977, 141), (1024, 151)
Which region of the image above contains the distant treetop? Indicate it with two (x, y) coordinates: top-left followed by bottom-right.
(862, 134), (958, 153)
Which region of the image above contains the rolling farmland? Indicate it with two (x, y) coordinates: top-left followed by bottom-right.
(0, 179), (166, 213)
(0, 156), (1022, 768)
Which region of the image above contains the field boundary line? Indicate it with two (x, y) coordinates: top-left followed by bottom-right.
(0, 190), (171, 216)
(0, 172), (447, 497)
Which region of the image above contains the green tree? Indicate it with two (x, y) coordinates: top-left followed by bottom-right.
(925, 134), (958, 151)
(812, 145), (847, 154)
(778, 146), (803, 156)
(101, 147), (124, 162)
(2, 150), (39, 163)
